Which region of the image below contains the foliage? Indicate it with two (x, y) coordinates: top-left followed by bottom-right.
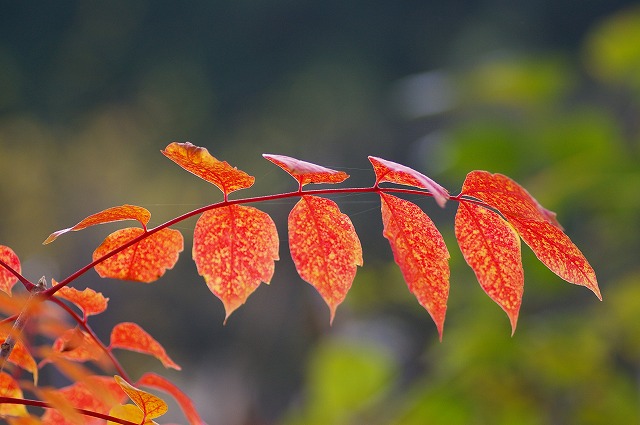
(0, 140), (600, 423)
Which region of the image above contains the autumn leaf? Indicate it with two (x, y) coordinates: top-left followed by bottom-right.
(368, 156), (450, 208)
(0, 330), (38, 384)
(108, 404), (157, 425)
(37, 387), (84, 425)
(137, 372), (205, 425)
(110, 322), (181, 370)
(192, 205), (279, 322)
(162, 142), (254, 198)
(56, 286), (109, 317)
(263, 153), (349, 188)
(455, 201), (524, 333)
(460, 171), (600, 299)
(93, 227), (184, 283)
(380, 193), (450, 339)
(52, 328), (104, 363)
(0, 372), (28, 417)
(0, 245), (21, 296)
(114, 375), (168, 420)
(43, 205), (151, 244)
(288, 195), (363, 323)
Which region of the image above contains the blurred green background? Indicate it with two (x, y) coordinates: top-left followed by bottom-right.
(1, 2), (640, 424)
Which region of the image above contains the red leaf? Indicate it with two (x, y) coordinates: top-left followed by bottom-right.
(509, 218), (601, 299)
(56, 286), (109, 317)
(162, 142), (255, 197)
(288, 195), (363, 323)
(263, 153), (349, 188)
(380, 193), (450, 339)
(44, 205), (151, 244)
(368, 156), (449, 208)
(52, 328), (104, 362)
(93, 227), (184, 283)
(0, 330), (38, 384)
(460, 171), (600, 299)
(193, 205), (279, 322)
(0, 372), (28, 417)
(114, 375), (168, 421)
(0, 245), (21, 296)
(455, 201), (524, 333)
(110, 322), (181, 370)
(137, 372), (206, 425)
(459, 171), (563, 227)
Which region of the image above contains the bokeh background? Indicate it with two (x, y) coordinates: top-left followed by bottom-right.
(2, 1), (640, 424)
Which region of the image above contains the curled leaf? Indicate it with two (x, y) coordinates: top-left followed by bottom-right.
(162, 142), (255, 197)
(0, 245), (21, 296)
(369, 156), (449, 208)
(380, 193), (450, 339)
(288, 195), (363, 323)
(110, 322), (181, 370)
(263, 153), (349, 187)
(93, 227), (184, 283)
(44, 205), (151, 244)
(137, 372), (205, 425)
(114, 375), (168, 421)
(455, 201), (524, 334)
(193, 205), (279, 322)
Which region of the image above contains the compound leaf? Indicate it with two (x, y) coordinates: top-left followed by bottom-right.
(380, 193), (450, 339)
(0, 245), (21, 296)
(263, 153), (349, 188)
(193, 205), (279, 322)
(110, 322), (181, 370)
(455, 201), (524, 333)
(93, 227), (184, 283)
(138, 372), (205, 425)
(162, 142), (254, 197)
(44, 205), (151, 244)
(368, 156), (450, 208)
(288, 195), (363, 323)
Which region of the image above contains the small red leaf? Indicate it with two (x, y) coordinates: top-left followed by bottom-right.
(110, 322), (181, 370)
(193, 205), (279, 321)
(44, 205), (151, 244)
(56, 286), (109, 317)
(263, 153), (349, 187)
(288, 195), (363, 323)
(114, 375), (168, 420)
(93, 227), (184, 283)
(0, 245), (21, 296)
(380, 193), (450, 339)
(509, 218), (601, 300)
(455, 201), (524, 333)
(52, 328), (104, 362)
(162, 142), (255, 197)
(137, 372), (206, 425)
(368, 156), (450, 208)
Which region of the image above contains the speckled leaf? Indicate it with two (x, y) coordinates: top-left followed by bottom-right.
(368, 156), (449, 208)
(288, 195), (363, 323)
(44, 205), (151, 244)
(162, 142), (255, 197)
(0, 245), (21, 296)
(263, 153), (349, 188)
(93, 227), (184, 283)
(455, 201), (524, 333)
(114, 375), (168, 420)
(56, 286), (109, 317)
(110, 322), (181, 370)
(193, 205), (279, 322)
(380, 193), (450, 339)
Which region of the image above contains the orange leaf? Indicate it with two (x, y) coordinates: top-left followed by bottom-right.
(193, 205), (279, 322)
(93, 227), (184, 283)
(288, 195), (363, 323)
(263, 154), (349, 187)
(0, 331), (38, 384)
(110, 322), (181, 370)
(43, 205), (151, 244)
(37, 388), (84, 425)
(108, 404), (157, 425)
(56, 286), (109, 317)
(52, 328), (104, 363)
(509, 218), (601, 299)
(455, 201), (524, 334)
(380, 193), (450, 339)
(114, 375), (168, 420)
(459, 171), (562, 227)
(137, 372), (205, 425)
(0, 245), (21, 296)
(368, 156), (449, 208)
(0, 372), (28, 417)
(162, 142), (254, 197)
